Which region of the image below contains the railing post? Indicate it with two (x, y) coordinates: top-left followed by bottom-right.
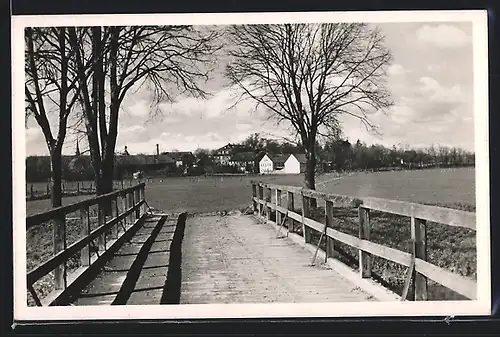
(287, 191), (294, 233)
(325, 200), (337, 260)
(53, 213), (66, 290)
(80, 206), (91, 266)
(411, 217), (428, 300)
(301, 194), (311, 243)
(276, 189), (282, 226)
(358, 207), (372, 278)
(113, 196), (119, 239)
(98, 203), (105, 251)
(266, 187), (272, 222)
(121, 193), (128, 228)
(128, 192), (134, 224)
(140, 184), (146, 215)
(258, 185), (264, 218)
(252, 183), (258, 214)
(134, 188), (140, 219)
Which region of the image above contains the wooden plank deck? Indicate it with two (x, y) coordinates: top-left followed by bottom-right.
(180, 213), (376, 304)
(70, 215), (176, 306)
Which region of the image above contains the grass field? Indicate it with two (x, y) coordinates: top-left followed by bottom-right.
(25, 167), (477, 303)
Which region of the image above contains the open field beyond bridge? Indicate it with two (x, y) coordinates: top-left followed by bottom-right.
(26, 167), (475, 216)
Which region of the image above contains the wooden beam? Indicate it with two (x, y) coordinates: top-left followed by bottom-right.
(26, 183), (146, 228)
(411, 217), (428, 301)
(359, 207), (372, 278)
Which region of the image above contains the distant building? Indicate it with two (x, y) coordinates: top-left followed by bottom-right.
(228, 151), (255, 172)
(212, 143), (249, 165)
(115, 154), (176, 176)
(259, 153), (289, 174)
(161, 151), (195, 168)
(284, 153), (307, 174)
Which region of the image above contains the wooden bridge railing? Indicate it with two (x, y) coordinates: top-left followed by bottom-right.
(250, 181), (477, 301)
(26, 183), (147, 306)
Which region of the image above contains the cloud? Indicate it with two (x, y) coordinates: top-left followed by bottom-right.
(235, 123), (252, 132)
(416, 24), (471, 48)
(387, 64), (407, 76)
(418, 76), (464, 104)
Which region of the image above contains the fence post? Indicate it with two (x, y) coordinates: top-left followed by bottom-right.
(122, 193), (128, 228)
(128, 192), (134, 224)
(30, 184), (34, 198)
(287, 191), (294, 233)
(80, 206), (91, 266)
(411, 217), (428, 300)
(252, 183), (258, 214)
(77, 182), (80, 193)
(53, 213), (66, 290)
(325, 200), (337, 260)
(266, 187), (272, 222)
(134, 188), (140, 219)
(258, 185), (264, 217)
(301, 194), (311, 243)
(98, 203), (105, 251)
(358, 207), (372, 278)
(113, 197), (119, 239)
(275, 189), (282, 226)
(140, 184), (146, 215)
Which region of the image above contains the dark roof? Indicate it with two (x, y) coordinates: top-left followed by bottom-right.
(231, 151), (255, 162)
(115, 154), (175, 166)
(161, 151), (194, 161)
(214, 143), (250, 154)
(268, 154), (289, 165)
(289, 153), (307, 164)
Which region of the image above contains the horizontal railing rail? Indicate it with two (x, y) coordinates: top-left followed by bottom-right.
(26, 183), (147, 306)
(250, 180), (477, 301)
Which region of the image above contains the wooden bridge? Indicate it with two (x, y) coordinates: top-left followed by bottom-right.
(25, 181), (477, 307)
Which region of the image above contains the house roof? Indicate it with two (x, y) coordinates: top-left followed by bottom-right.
(213, 143), (251, 155)
(161, 151), (194, 161)
(289, 153), (307, 164)
(115, 154), (176, 166)
(231, 151), (255, 162)
(266, 153), (289, 165)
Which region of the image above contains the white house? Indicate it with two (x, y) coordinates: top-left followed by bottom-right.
(259, 154), (291, 174)
(284, 153), (307, 174)
(259, 154), (274, 174)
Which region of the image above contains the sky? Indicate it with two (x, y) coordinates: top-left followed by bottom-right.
(24, 21), (476, 157)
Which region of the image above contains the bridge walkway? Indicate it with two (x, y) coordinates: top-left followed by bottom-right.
(69, 213), (177, 306)
(180, 213), (377, 304)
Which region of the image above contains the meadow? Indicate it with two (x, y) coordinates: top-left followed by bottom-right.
(25, 167), (477, 303)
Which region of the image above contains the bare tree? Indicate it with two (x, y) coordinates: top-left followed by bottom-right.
(225, 23), (394, 192)
(68, 25), (222, 204)
(25, 27), (87, 207)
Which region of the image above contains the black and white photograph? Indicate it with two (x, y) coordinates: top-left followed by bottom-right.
(12, 10), (490, 321)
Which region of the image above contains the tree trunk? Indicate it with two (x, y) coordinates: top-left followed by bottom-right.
(50, 151), (63, 208)
(303, 142), (318, 210)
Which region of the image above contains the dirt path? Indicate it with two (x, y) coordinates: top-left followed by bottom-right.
(180, 213), (375, 304)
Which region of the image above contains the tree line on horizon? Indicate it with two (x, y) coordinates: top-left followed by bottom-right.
(25, 131), (475, 182)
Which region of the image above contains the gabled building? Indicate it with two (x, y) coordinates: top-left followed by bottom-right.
(212, 143), (250, 165)
(258, 153), (289, 174)
(161, 151), (195, 168)
(284, 153), (307, 174)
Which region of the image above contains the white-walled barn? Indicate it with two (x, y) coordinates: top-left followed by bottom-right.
(284, 154), (307, 174)
(259, 154), (274, 173)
